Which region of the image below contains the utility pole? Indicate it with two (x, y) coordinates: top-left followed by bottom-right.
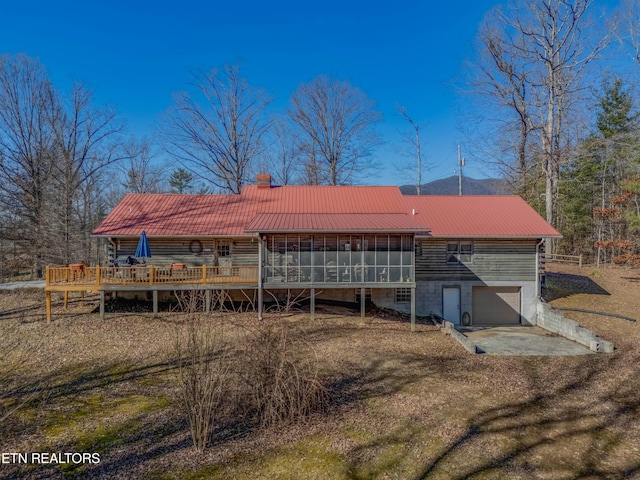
(457, 145), (465, 196)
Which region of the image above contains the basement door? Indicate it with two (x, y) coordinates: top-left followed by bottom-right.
(472, 286), (521, 326)
(443, 287), (461, 324)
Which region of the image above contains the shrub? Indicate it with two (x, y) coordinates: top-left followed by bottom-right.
(239, 318), (329, 428)
(174, 316), (229, 453)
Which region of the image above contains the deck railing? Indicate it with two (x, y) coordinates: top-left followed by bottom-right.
(46, 265), (259, 288)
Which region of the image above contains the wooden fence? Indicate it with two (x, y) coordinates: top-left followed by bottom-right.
(543, 253), (583, 267)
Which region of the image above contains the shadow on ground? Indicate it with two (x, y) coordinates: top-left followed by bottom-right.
(543, 271), (610, 301)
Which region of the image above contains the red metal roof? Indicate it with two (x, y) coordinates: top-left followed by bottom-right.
(93, 186), (561, 238)
(92, 193), (259, 237)
(94, 186), (418, 237)
(403, 196), (561, 238)
(242, 185), (406, 213)
(245, 213), (425, 233)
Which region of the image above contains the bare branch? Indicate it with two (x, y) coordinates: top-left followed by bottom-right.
(160, 64), (271, 194)
(288, 76), (380, 185)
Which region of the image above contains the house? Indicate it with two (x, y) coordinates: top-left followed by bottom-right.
(46, 174), (560, 326)
(404, 195), (560, 326)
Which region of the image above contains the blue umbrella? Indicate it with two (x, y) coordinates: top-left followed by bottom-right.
(135, 231), (151, 259)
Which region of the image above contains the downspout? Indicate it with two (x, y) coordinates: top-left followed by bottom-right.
(535, 239), (544, 298)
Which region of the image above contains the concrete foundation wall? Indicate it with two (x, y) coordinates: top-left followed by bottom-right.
(373, 280), (538, 325)
(535, 301), (614, 353)
(442, 320), (478, 353)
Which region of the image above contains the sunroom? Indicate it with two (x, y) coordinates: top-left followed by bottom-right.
(262, 234), (415, 287)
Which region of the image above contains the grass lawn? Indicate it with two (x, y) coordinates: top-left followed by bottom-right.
(1, 264), (640, 479)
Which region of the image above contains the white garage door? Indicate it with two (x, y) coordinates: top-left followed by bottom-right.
(472, 287), (521, 326)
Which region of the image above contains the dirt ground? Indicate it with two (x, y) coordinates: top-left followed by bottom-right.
(0, 264), (639, 479)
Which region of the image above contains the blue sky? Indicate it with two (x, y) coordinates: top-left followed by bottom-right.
(2, 0), (522, 185)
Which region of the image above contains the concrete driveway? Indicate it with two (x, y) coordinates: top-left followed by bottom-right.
(459, 326), (594, 356)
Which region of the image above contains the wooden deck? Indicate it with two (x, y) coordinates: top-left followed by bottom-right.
(44, 265), (259, 322)
(46, 265), (259, 290)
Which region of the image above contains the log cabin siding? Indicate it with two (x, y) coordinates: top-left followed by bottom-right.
(232, 240), (259, 266)
(112, 238), (258, 267)
(415, 239), (537, 282)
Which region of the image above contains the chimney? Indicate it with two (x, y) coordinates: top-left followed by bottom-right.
(256, 173), (271, 189)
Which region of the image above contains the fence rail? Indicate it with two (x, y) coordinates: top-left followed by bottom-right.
(543, 253), (583, 267)
(46, 265), (259, 288)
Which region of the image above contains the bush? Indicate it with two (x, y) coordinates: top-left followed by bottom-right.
(239, 318), (329, 428)
(174, 316), (229, 453)
(173, 314), (329, 452)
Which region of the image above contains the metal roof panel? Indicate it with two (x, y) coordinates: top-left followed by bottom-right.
(403, 195), (561, 238)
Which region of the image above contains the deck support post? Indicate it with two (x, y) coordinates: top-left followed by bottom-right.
(153, 290), (158, 316)
(205, 289), (211, 313)
(99, 291), (105, 320)
(46, 291), (52, 323)
(310, 288), (315, 321)
(411, 286), (416, 332)
(63, 291), (69, 309)
(360, 287), (365, 324)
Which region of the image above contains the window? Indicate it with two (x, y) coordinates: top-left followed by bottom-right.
(395, 287), (411, 303)
(459, 242), (473, 262)
(446, 242), (460, 264)
(217, 240), (230, 257)
(447, 241), (473, 264)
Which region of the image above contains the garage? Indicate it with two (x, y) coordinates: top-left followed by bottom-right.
(472, 286), (521, 326)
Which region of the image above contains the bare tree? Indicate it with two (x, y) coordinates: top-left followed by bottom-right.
(467, 1), (608, 253)
(0, 55), (58, 276)
(262, 119), (298, 185)
(0, 55), (126, 274)
(396, 106), (425, 195)
(616, 0), (640, 64)
(50, 82), (126, 264)
(122, 138), (164, 194)
(465, 19), (539, 200)
(288, 76), (380, 186)
(160, 64), (271, 194)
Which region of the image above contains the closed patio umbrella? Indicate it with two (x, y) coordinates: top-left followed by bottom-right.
(135, 231), (151, 259)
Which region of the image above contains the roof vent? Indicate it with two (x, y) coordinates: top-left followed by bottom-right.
(256, 173), (271, 189)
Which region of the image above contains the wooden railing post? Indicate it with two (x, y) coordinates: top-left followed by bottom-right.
(149, 265), (154, 285)
(202, 265), (206, 283)
(45, 266), (49, 287)
(46, 291), (52, 323)
(96, 265), (101, 287)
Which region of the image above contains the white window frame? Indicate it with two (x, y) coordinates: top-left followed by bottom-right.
(395, 287), (411, 303)
(446, 241), (473, 264)
(217, 240), (231, 258)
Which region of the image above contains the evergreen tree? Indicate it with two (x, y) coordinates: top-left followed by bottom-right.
(559, 78), (640, 262)
(169, 168), (194, 194)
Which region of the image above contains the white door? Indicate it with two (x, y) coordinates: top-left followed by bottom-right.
(443, 287), (461, 324)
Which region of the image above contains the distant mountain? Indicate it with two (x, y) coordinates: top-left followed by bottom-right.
(400, 176), (508, 195)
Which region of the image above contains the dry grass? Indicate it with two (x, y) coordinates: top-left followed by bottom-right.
(0, 270), (639, 479)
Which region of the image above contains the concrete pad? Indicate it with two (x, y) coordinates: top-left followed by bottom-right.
(459, 326), (594, 356)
